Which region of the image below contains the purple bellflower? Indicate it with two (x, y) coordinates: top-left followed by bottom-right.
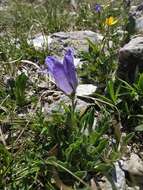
(94, 3), (102, 13)
(45, 49), (78, 96)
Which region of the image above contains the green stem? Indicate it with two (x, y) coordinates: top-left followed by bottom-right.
(69, 94), (76, 128)
(71, 96), (76, 113)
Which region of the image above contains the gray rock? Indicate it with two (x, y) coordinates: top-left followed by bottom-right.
(126, 186), (140, 190)
(122, 153), (143, 177)
(114, 161), (126, 190)
(120, 37), (143, 56)
(122, 153), (143, 189)
(28, 31), (102, 70)
(49, 30), (103, 56)
(118, 36), (143, 83)
(28, 31), (103, 56)
(43, 93), (90, 115)
(98, 161), (126, 190)
(28, 31), (103, 57)
(42, 84), (97, 115)
(136, 16), (143, 33)
(0, 0), (8, 10)
(96, 153), (143, 190)
(130, 3), (143, 34)
(0, 0), (7, 5)
(28, 33), (52, 50)
(98, 177), (113, 190)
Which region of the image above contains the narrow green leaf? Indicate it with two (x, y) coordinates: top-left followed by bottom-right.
(135, 125), (143, 131)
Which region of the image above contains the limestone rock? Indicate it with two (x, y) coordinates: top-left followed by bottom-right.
(28, 33), (52, 50)
(42, 84), (97, 115)
(118, 36), (143, 83)
(136, 16), (143, 33)
(114, 161), (126, 190)
(130, 3), (143, 34)
(126, 186), (140, 190)
(98, 161), (126, 190)
(29, 31), (102, 55)
(43, 93), (90, 115)
(122, 153), (143, 189)
(119, 37), (143, 57)
(74, 58), (82, 68)
(49, 30), (103, 56)
(76, 84), (97, 96)
(28, 31), (102, 69)
(122, 153), (143, 177)
(0, 0), (7, 5)
(0, 0), (8, 10)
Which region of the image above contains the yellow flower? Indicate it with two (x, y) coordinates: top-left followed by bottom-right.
(105, 16), (118, 26)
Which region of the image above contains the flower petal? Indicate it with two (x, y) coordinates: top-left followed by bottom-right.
(45, 56), (73, 95)
(63, 49), (78, 91)
(45, 56), (61, 73)
(95, 4), (102, 12)
(105, 16), (118, 26)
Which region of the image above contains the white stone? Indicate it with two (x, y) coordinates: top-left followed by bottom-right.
(49, 30), (103, 56)
(28, 31), (103, 56)
(119, 36), (143, 58)
(98, 162), (126, 190)
(136, 16), (143, 33)
(28, 34), (52, 50)
(74, 58), (82, 68)
(76, 84), (97, 96)
(114, 161), (126, 190)
(123, 153), (143, 175)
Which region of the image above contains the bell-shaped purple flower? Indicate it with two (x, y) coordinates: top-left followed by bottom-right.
(45, 49), (78, 96)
